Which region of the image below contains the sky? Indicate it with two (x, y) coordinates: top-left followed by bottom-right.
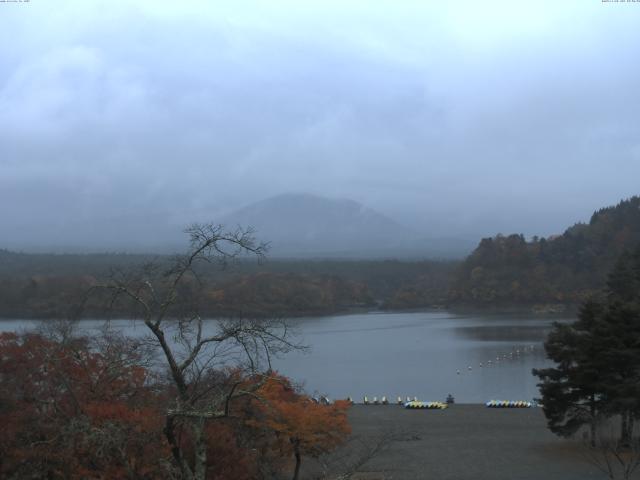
(1, 0), (639, 251)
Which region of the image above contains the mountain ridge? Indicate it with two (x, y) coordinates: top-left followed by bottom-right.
(220, 193), (423, 258)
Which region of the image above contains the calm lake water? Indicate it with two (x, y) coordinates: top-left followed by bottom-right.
(0, 311), (568, 403)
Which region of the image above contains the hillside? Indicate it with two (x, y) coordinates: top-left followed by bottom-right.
(447, 196), (640, 307)
(220, 193), (421, 257)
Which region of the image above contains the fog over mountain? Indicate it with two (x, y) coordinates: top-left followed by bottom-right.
(1, 1), (639, 253)
(223, 193), (410, 254)
(220, 193), (475, 258)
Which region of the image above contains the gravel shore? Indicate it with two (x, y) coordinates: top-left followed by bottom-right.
(305, 404), (620, 480)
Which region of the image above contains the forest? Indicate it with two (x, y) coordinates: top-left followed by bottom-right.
(0, 251), (454, 319)
(449, 196), (640, 308)
(1, 196), (639, 319)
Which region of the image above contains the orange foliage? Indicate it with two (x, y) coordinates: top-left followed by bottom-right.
(0, 332), (166, 479)
(0, 334), (349, 479)
(245, 374), (351, 477)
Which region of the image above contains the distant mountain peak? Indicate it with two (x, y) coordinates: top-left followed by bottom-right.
(221, 193), (414, 257)
(237, 193), (369, 212)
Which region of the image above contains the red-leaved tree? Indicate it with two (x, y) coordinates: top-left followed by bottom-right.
(245, 374), (351, 480)
(0, 330), (167, 479)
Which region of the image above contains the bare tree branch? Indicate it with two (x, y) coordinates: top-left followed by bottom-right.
(80, 222), (300, 480)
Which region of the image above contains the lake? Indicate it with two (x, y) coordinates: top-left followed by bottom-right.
(0, 311), (568, 403)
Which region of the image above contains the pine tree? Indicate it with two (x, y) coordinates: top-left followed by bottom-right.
(598, 248), (640, 445)
(534, 245), (640, 446)
(533, 300), (607, 445)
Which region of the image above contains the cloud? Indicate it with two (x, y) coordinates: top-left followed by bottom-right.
(0, 1), (639, 250)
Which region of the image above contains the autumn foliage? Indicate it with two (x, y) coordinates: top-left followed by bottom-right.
(245, 375), (351, 480)
(0, 331), (351, 479)
(0, 331), (167, 479)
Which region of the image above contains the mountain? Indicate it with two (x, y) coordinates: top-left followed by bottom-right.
(220, 193), (425, 258)
(448, 196), (640, 307)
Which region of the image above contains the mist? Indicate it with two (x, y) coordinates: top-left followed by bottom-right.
(1, 1), (639, 253)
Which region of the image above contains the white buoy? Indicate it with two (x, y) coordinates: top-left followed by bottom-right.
(468, 366), (472, 370)
(479, 362), (483, 367)
(457, 369), (460, 375)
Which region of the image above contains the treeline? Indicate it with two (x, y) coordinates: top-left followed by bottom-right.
(0, 250), (454, 318)
(0, 269), (374, 319)
(206, 272), (373, 317)
(3, 195), (639, 317)
(447, 196), (640, 307)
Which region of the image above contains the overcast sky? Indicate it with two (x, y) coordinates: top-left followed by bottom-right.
(1, 0), (639, 251)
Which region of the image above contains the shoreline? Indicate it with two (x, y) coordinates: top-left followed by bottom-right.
(0, 302), (579, 322)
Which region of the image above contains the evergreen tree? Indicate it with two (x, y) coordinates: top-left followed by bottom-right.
(533, 300), (607, 445)
(534, 246), (640, 445)
(598, 248), (640, 445)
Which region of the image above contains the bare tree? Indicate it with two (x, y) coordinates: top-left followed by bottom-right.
(85, 223), (301, 480)
(582, 417), (640, 480)
(317, 429), (417, 480)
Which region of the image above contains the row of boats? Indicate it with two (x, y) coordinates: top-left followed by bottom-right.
(405, 401), (448, 409)
(485, 400), (533, 408)
(353, 396), (534, 409)
(358, 396), (446, 405)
